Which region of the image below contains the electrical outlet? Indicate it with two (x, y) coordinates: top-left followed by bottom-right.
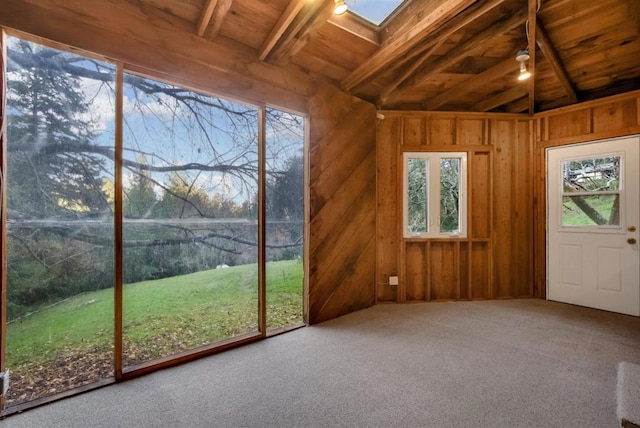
(389, 275), (399, 286)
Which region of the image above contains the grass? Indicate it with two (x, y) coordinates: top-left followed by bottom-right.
(6, 259), (303, 368)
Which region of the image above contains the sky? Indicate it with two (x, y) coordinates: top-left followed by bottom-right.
(347, 0), (407, 25)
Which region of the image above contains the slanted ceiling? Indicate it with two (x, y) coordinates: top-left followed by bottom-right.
(1, 0), (639, 114)
(144, 0), (639, 113)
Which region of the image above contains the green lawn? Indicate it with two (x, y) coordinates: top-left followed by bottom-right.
(6, 259), (303, 368)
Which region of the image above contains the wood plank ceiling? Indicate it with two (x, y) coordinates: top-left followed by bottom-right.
(142, 0), (640, 113)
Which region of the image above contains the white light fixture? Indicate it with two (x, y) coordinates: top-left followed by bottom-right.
(333, 0), (348, 15)
(516, 49), (531, 81)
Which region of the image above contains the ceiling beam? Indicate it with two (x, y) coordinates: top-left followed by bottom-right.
(526, 0), (536, 114)
(259, 0), (307, 61)
(475, 86), (528, 111)
(265, 0), (330, 65)
(377, 39), (445, 107)
(340, 0), (477, 92)
(207, 0), (233, 39)
(395, 7), (528, 97)
(535, 20), (578, 104)
(196, 0), (219, 37)
(195, 0), (233, 38)
(421, 58), (516, 110)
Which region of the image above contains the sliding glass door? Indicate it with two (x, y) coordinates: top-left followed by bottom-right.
(4, 36), (117, 406)
(121, 74), (260, 367)
(1, 32), (306, 412)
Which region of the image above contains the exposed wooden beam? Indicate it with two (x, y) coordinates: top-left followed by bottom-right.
(396, 7), (528, 97)
(259, 0), (306, 61)
(207, 0), (233, 39)
(377, 39), (446, 107)
(475, 86), (528, 111)
(326, 13), (379, 46)
(421, 58), (516, 110)
(527, 0), (536, 114)
(535, 20), (578, 104)
(505, 97), (530, 113)
(266, 0), (329, 65)
(196, 0), (218, 37)
(340, 0), (477, 92)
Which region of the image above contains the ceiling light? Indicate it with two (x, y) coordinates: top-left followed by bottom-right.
(516, 49), (531, 81)
(333, 0), (348, 15)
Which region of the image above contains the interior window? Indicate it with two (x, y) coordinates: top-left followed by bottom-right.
(403, 152), (467, 238)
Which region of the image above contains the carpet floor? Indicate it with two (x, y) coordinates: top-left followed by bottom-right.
(4, 299), (640, 428)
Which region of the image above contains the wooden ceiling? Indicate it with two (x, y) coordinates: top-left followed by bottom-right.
(86, 0), (640, 113)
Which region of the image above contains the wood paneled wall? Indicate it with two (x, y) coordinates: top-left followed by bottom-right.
(377, 112), (534, 303)
(307, 79), (377, 324)
(533, 90), (640, 298)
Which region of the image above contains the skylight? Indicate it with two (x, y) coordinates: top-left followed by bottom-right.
(348, 0), (408, 26)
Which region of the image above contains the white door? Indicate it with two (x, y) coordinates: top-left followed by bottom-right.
(547, 136), (640, 316)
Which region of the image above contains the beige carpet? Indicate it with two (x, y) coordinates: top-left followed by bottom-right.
(3, 299), (640, 427)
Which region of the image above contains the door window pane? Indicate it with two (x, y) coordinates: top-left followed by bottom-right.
(561, 156), (621, 226)
(563, 156), (620, 192)
(5, 36), (116, 406)
(122, 75), (259, 367)
(562, 195), (620, 226)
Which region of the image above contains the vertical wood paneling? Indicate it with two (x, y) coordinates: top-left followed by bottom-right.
(459, 242), (469, 300)
(376, 117), (400, 302)
(470, 151), (491, 239)
(471, 242), (490, 299)
(308, 79), (376, 324)
(591, 100), (637, 133)
(403, 117), (426, 146)
(428, 117), (455, 145)
(492, 119), (515, 298)
(377, 112), (534, 303)
(405, 243), (426, 301)
(457, 119), (485, 145)
(429, 242), (457, 300)
(533, 90), (640, 298)
(547, 110), (591, 140)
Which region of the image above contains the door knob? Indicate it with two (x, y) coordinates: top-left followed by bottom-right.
(629, 226), (637, 232)
(628, 238), (637, 244)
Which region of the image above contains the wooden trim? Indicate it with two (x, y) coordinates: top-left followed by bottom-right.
(538, 127), (640, 148)
(0, 30), (7, 411)
(0, 378), (115, 418)
(527, 0), (537, 114)
(121, 332), (262, 379)
(114, 63), (124, 381)
(258, 107), (267, 335)
(400, 144), (493, 152)
(534, 90), (640, 119)
(303, 115), (310, 323)
(398, 123), (406, 302)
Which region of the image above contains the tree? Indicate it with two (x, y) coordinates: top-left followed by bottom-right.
(7, 39), (111, 219)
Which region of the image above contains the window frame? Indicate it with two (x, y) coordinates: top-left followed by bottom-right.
(402, 151), (468, 239)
